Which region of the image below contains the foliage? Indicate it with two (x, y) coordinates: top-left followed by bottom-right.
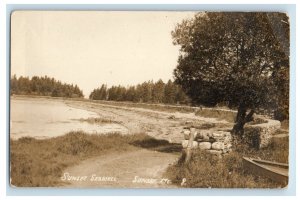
(89, 79), (190, 104)
(89, 84), (107, 100)
(172, 12), (289, 134)
(165, 137), (288, 188)
(10, 75), (84, 98)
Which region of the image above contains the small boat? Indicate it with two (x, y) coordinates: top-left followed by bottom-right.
(243, 157), (288, 184)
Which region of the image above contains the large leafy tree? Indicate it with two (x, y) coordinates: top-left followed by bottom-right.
(172, 12), (289, 135)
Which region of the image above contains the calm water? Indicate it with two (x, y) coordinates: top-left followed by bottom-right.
(10, 98), (128, 139)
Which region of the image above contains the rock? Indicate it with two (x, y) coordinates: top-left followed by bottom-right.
(203, 135), (211, 142)
(168, 115), (176, 119)
(182, 140), (188, 148)
(197, 132), (205, 139)
(182, 130), (191, 140)
(224, 132), (232, 137)
(212, 142), (225, 150)
(195, 130), (211, 139)
(192, 141), (199, 148)
(199, 142), (211, 150)
(213, 132), (224, 137)
(182, 140), (198, 149)
(195, 132), (209, 139)
(185, 121), (193, 125)
(183, 129), (198, 140)
(213, 131), (230, 138)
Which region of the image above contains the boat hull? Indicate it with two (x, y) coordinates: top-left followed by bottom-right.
(243, 157), (288, 185)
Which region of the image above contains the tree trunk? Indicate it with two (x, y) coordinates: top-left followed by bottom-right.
(232, 104), (255, 136)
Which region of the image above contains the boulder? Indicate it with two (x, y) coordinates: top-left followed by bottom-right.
(212, 142), (225, 150)
(182, 130), (191, 140)
(182, 140), (198, 149)
(196, 136), (214, 143)
(196, 130), (211, 138)
(182, 140), (188, 148)
(199, 142), (212, 150)
(212, 132), (224, 137)
(182, 129), (198, 140)
(212, 131), (231, 138)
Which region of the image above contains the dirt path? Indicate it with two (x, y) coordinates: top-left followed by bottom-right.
(62, 149), (179, 188)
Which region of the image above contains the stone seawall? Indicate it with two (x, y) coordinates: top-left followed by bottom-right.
(181, 128), (232, 156)
(181, 115), (281, 157)
(244, 117), (281, 149)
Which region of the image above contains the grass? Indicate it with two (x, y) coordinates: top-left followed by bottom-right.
(89, 99), (198, 113)
(10, 130), (288, 188)
(74, 117), (122, 124)
(164, 137), (289, 188)
(10, 131), (161, 187)
(195, 108), (237, 123)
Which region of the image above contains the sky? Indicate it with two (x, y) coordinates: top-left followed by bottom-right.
(11, 11), (196, 97)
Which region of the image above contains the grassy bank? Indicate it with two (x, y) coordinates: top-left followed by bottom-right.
(10, 132), (165, 187)
(165, 137), (289, 188)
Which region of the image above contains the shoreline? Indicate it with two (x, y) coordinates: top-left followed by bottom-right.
(11, 95), (235, 143)
(10, 94), (238, 118)
(9, 95), (288, 188)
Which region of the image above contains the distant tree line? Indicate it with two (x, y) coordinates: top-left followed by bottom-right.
(89, 79), (190, 104)
(10, 75), (84, 98)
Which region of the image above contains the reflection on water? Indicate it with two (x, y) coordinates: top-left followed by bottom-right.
(10, 98), (128, 139)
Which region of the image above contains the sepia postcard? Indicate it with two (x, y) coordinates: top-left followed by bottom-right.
(10, 11), (290, 189)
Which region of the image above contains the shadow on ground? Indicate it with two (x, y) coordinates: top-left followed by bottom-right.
(130, 138), (182, 153)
